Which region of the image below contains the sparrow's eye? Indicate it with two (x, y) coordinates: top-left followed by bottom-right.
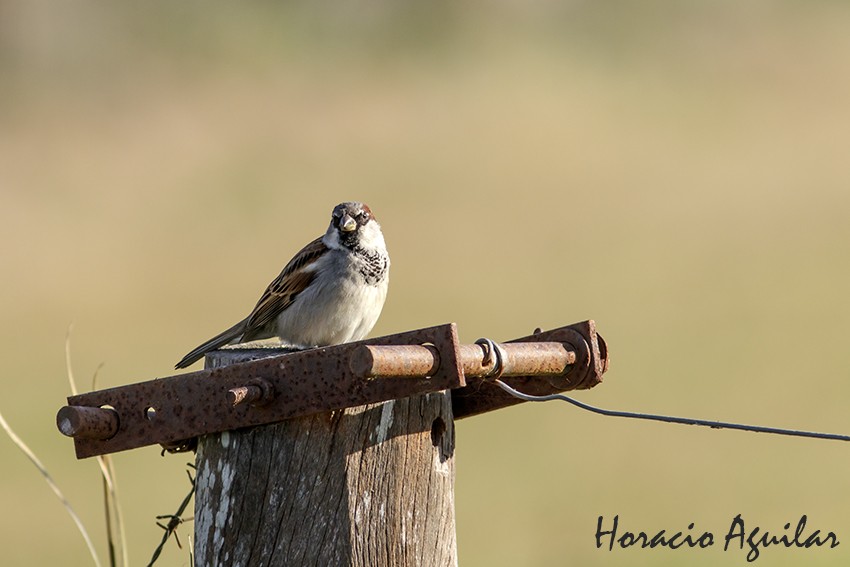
(357, 212), (369, 222)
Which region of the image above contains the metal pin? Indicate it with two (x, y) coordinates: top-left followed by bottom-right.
(349, 344), (441, 379)
(227, 386), (261, 406)
(350, 342), (576, 380)
(56, 406), (119, 440)
(227, 378), (274, 407)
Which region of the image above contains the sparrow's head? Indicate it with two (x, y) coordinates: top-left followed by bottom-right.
(326, 201), (385, 250)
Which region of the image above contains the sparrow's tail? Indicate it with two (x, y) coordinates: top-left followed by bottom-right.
(175, 318), (248, 369)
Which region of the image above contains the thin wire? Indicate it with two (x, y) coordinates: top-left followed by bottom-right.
(493, 379), (850, 443)
(475, 338), (507, 379)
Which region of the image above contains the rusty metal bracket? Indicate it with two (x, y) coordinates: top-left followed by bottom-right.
(451, 320), (608, 419)
(61, 324), (463, 459)
(57, 320), (608, 459)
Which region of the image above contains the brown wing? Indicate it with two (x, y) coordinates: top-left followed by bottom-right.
(241, 236), (328, 340)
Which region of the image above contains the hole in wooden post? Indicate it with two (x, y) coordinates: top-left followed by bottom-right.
(145, 406), (157, 421)
(430, 416), (446, 447)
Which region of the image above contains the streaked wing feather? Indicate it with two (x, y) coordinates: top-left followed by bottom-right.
(242, 237), (327, 337)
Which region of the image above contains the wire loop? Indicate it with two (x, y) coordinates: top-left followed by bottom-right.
(475, 338), (508, 379)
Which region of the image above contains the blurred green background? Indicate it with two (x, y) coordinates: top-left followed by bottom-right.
(3, 1), (850, 565)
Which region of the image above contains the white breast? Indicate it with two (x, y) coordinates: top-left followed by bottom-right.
(271, 249), (389, 347)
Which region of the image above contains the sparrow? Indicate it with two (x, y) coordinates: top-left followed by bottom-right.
(175, 201), (390, 369)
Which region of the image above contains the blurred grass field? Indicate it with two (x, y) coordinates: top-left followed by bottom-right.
(3, 2), (850, 566)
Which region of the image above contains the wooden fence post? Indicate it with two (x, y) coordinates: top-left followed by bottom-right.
(58, 321), (607, 565)
(194, 349), (458, 566)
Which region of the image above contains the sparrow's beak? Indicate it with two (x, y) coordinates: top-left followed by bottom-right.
(340, 214), (357, 232)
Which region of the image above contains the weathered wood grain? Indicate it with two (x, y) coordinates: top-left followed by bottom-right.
(194, 348), (457, 566)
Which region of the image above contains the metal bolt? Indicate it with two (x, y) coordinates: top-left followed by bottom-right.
(227, 378), (274, 407)
(56, 406), (119, 440)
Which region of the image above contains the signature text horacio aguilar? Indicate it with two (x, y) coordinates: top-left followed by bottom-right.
(595, 514), (839, 562)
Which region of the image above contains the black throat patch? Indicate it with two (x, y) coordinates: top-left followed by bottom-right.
(353, 245), (389, 285)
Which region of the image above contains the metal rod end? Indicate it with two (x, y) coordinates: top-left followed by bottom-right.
(349, 345), (377, 379)
(227, 385), (261, 407)
(227, 378), (274, 407)
(56, 406), (119, 440)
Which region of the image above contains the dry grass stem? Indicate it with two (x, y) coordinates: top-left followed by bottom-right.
(66, 327), (128, 566)
(0, 410), (102, 567)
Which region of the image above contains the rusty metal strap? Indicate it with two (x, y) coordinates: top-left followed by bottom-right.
(58, 320), (608, 459)
(63, 324), (464, 459)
